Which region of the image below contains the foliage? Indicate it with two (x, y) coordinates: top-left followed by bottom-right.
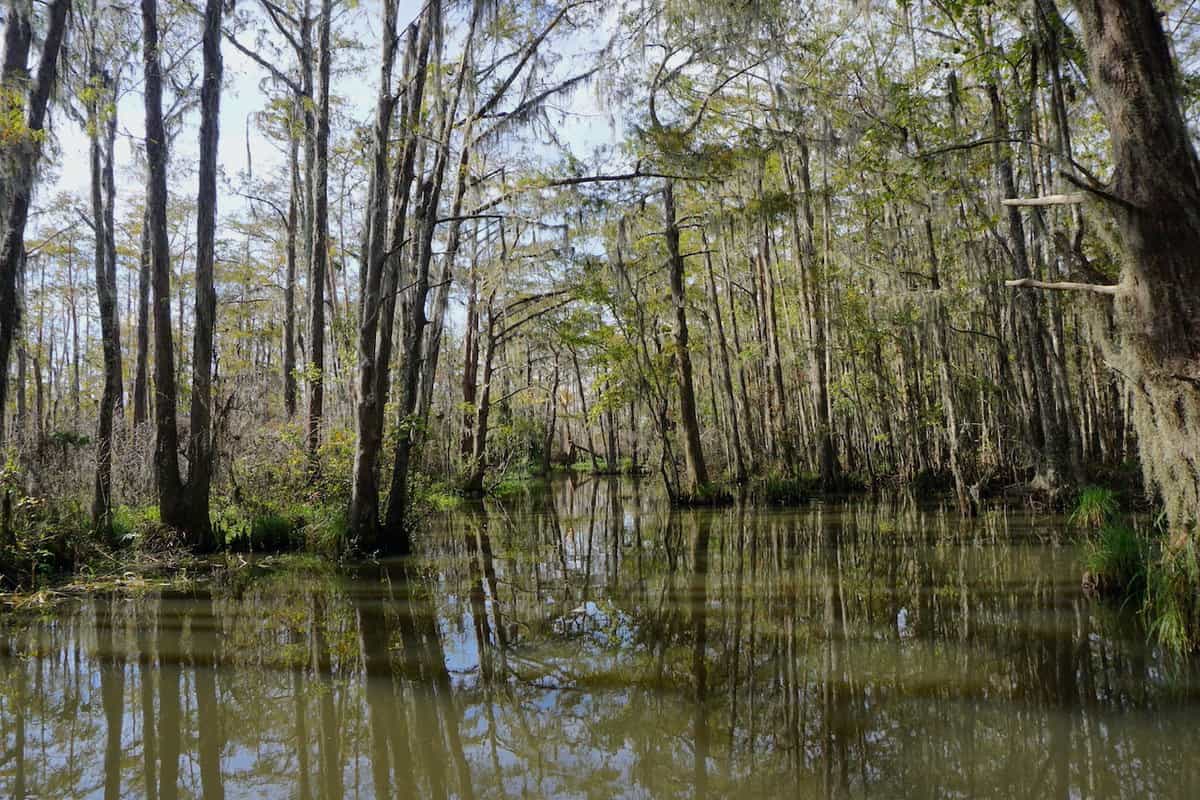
(1071, 486), (1120, 529)
(1083, 523), (1148, 598)
(753, 472), (820, 506)
(675, 480), (734, 508)
(1144, 540), (1200, 654)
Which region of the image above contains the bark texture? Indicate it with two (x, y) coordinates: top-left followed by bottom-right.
(1072, 0), (1200, 535)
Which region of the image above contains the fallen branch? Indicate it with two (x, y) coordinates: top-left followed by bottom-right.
(1005, 278), (1122, 296)
(1002, 194), (1085, 207)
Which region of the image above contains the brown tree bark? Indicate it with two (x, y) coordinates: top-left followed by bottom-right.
(0, 0), (69, 454)
(663, 179), (710, 494)
(142, 0), (187, 528)
(90, 59), (122, 536)
(133, 210), (151, 426)
(184, 0), (225, 551)
(702, 238), (746, 484)
(284, 125), (300, 418)
(1070, 0), (1200, 536)
(348, 7), (435, 547)
(305, 0), (333, 474)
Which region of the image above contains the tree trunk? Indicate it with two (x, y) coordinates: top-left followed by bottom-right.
(90, 63), (121, 536)
(185, 0), (225, 551)
(305, 0), (333, 474)
(663, 179), (710, 494)
(142, 0), (187, 528)
(989, 83), (1069, 481)
(785, 145), (837, 488)
(1071, 0), (1200, 536)
(460, 264), (480, 467)
(0, 0), (69, 453)
(384, 0), (478, 548)
(284, 125), (300, 418)
(133, 209), (151, 426)
(463, 308), (497, 495)
(702, 238), (746, 484)
(349, 7), (435, 548)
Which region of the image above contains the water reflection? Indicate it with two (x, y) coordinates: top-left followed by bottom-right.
(2, 477), (1199, 798)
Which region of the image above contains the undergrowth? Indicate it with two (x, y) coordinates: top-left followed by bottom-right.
(1073, 484), (1200, 653)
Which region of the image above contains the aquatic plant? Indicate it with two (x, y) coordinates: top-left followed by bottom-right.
(754, 472), (820, 506)
(1083, 523), (1147, 597)
(1070, 486), (1120, 529)
(1143, 538), (1200, 653)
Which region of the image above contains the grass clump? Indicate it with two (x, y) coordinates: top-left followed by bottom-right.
(1072, 482), (1200, 654)
(1083, 523), (1149, 597)
(299, 504), (349, 556)
(1070, 486), (1120, 529)
(1144, 540), (1200, 653)
(414, 479), (464, 512)
(753, 472), (819, 506)
(675, 480), (735, 507)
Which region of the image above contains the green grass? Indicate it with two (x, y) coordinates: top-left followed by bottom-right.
(675, 480), (735, 507)
(414, 479), (465, 511)
(1144, 539), (1200, 653)
(1070, 486), (1120, 529)
(1084, 523), (1148, 597)
(754, 472), (820, 506)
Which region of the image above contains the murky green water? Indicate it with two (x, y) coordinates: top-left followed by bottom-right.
(1, 478), (1198, 798)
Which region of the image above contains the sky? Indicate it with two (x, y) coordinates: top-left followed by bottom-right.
(43, 0), (621, 236)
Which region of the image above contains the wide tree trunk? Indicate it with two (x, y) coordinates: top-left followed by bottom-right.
(1071, 0), (1200, 536)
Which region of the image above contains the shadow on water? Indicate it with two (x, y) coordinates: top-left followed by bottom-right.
(1, 476), (1199, 798)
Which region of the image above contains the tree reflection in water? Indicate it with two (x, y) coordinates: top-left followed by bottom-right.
(1, 477), (1200, 798)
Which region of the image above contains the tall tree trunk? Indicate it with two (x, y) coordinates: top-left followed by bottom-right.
(305, 0), (333, 473)
(348, 0), (400, 539)
(90, 61), (121, 536)
(1070, 0), (1200, 537)
(284, 126), (300, 418)
(785, 145), (837, 488)
(702, 238), (746, 484)
(142, 0), (187, 528)
(133, 210), (151, 426)
(0, 0), (69, 453)
(102, 87), (123, 413)
(185, 0), (225, 551)
(663, 179), (709, 494)
(383, 0), (478, 548)
(989, 83), (1068, 481)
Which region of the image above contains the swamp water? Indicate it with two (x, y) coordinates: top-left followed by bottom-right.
(1, 477), (1198, 798)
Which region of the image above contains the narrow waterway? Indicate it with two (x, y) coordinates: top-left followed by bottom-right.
(1, 477), (1196, 798)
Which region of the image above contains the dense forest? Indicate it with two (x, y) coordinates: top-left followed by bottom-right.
(1, 0), (1198, 644)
